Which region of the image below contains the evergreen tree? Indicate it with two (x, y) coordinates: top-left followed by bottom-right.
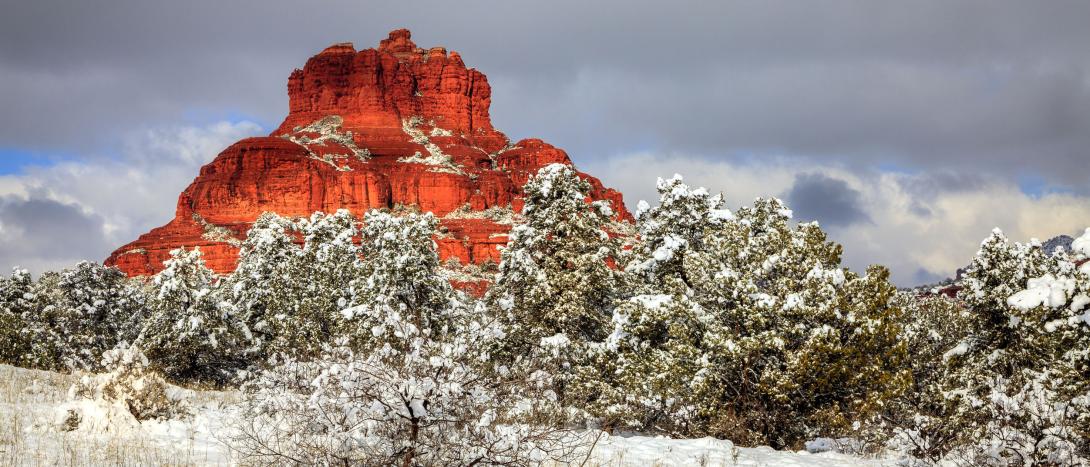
(55, 262), (145, 370)
(341, 210), (454, 352)
(234, 210), (576, 466)
(595, 175), (734, 432)
(222, 212), (300, 359)
(959, 229), (1055, 377)
(225, 210), (361, 360)
(930, 229), (1090, 465)
(282, 210), (359, 354)
(486, 163), (622, 411)
(0, 268), (34, 364)
(140, 247), (245, 384)
(602, 175), (909, 448)
(882, 293), (971, 464)
(18, 270), (63, 369)
(15, 262), (144, 371)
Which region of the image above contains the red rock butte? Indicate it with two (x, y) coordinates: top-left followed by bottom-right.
(106, 29), (631, 290)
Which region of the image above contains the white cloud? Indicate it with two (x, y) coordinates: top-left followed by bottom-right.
(0, 120), (262, 274)
(584, 152), (1090, 286)
(4, 121), (1088, 287)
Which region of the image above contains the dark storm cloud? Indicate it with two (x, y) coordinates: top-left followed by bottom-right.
(1, 0), (1089, 185)
(913, 268), (947, 286)
(3, 0), (1090, 285)
(0, 195), (111, 272)
(896, 171), (992, 217)
(785, 173), (869, 228)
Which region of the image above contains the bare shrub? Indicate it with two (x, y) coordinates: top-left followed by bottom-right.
(229, 339), (585, 466)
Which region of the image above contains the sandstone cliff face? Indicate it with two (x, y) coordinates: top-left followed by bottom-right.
(106, 29), (631, 282)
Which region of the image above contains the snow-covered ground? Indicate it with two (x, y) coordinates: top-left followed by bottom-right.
(0, 364), (234, 465)
(0, 364), (894, 466)
(586, 434), (893, 466)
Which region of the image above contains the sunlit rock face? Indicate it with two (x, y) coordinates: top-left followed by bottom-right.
(106, 29), (630, 285)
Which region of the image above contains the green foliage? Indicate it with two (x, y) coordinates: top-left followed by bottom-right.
(490, 164), (620, 344)
(958, 230), (1057, 376)
(139, 247), (247, 384)
(224, 212), (300, 358)
(224, 210), (360, 360)
(886, 229), (1090, 465)
(341, 210), (457, 352)
(15, 262), (145, 371)
(485, 163), (621, 411)
(1, 165), (1086, 465)
(945, 230), (1089, 464)
(600, 175), (909, 449)
(881, 293), (971, 463)
(268, 210), (358, 357)
(0, 268), (34, 364)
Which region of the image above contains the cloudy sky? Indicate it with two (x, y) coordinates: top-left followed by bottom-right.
(1, 0), (1089, 285)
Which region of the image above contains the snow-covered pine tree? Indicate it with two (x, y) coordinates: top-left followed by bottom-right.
(882, 292), (971, 464)
(603, 175), (909, 449)
(55, 262), (145, 370)
(233, 209), (579, 466)
(625, 174), (735, 290)
(957, 229), (1056, 375)
(222, 212), (300, 359)
(16, 270), (64, 369)
(0, 268), (34, 365)
(340, 210), (455, 352)
(485, 163), (622, 412)
(139, 247), (245, 384)
(225, 210), (361, 360)
(14, 262), (145, 371)
(932, 228), (1090, 465)
(593, 175), (733, 432)
(281, 210), (360, 354)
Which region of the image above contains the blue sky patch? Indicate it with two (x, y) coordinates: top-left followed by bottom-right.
(0, 147), (72, 175)
(1018, 174), (1075, 198)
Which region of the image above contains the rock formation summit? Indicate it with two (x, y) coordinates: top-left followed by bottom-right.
(106, 29), (630, 288)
